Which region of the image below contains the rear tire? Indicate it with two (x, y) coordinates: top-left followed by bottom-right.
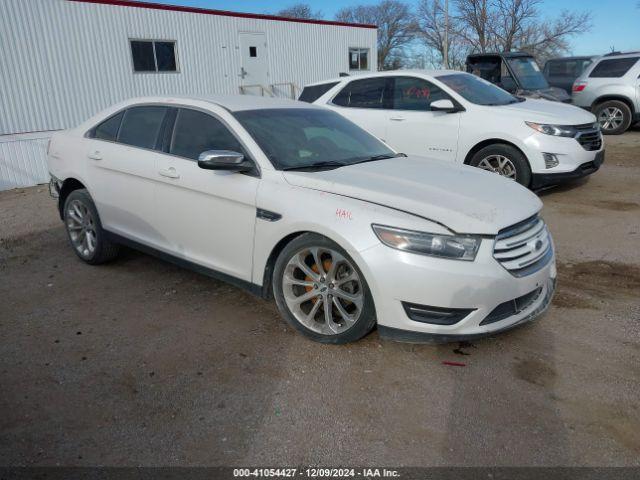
(272, 233), (376, 344)
(594, 100), (632, 135)
(468, 144), (531, 187)
(63, 189), (119, 265)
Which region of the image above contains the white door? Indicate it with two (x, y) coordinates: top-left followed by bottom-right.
(384, 76), (461, 161)
(154, 107), (259, 281)
(86, 105), (169, 248)
(239, 32), (269, 87)
(326, 77), (392, 142)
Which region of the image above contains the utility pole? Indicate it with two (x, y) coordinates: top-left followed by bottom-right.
(443, 0), (449, 69)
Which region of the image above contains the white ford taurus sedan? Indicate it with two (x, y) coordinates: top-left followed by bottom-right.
(47, 95), (556, 344)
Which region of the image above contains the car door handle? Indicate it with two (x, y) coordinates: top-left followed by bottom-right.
(158, 167), (180, 179)
(87, 150), (102, 161)
(390, 116), (406, 121)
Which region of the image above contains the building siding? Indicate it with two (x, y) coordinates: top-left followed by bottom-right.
(0, 134), (52, 190)
(0, 0), (377, 190)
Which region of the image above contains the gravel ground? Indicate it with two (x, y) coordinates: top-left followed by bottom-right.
(1, 127), (639, 466)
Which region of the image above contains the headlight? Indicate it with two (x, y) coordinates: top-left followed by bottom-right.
(525, 121), (577, 137)
(372, 224), (481, 261)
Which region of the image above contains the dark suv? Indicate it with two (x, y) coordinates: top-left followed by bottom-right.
(543, 56), (598, 95)
(466, 52), (570, 102)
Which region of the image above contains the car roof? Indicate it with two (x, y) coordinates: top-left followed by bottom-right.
(546, 56), (598, 62)
(599, 51), (640, 59)
(467, 52), (533, 59)
(303, 69), (464, 87)
(122, 94), (317, 112)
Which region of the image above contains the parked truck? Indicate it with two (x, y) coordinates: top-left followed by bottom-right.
(466, 52), (571, 103)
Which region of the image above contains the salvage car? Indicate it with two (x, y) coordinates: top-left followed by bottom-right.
(48, 96), (556, 344)
(302, 71), (604, 188)
(466, 52), (571, 103)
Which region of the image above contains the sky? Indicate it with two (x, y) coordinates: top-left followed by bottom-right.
(145, 0), (639, 56)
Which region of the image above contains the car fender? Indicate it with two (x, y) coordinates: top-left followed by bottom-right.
(251, 171), (449, 295)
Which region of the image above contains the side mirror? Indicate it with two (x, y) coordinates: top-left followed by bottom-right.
(198, 150), (253, 172)
(430, 99), (459, 113)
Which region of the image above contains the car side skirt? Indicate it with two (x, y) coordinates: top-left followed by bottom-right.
(104, 231), (264, 297)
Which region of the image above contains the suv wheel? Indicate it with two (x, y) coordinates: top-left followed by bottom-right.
(468, 144), (531, 187)
(595, 100), (632, 135)
(272, 233), (376, 344)
(63, 189), (119, 264)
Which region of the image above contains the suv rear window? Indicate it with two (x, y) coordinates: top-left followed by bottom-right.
(589, 57), (639, 78)
(299, 82), (339, 103)
(332, 78), (391, 109)
(545, 59), (592, 77)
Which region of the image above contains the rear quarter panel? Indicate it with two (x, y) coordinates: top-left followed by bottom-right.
(48, 130), (90, 188)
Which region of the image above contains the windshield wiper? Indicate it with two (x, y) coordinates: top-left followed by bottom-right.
(349, 152), (406, 165)
(282, 161), (347, 172)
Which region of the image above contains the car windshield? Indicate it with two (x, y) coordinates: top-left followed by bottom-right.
(506, 57), (549, 90)
(438, 73), (519, 106)
(233, 108), (397, 171)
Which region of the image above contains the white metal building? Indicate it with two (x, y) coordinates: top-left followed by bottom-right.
(0, 0), (377, 190)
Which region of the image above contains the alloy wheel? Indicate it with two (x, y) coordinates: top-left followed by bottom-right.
(477, 154), (517, 180)
(282, 247), (364, 335)
(598, 107), (624, 131)
(66, 199), (97, 258)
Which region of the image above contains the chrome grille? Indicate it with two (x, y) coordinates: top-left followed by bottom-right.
(574, 123), (602, 151)
(493, 216), (552, 277)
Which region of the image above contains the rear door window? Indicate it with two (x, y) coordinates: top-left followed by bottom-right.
(589, 58), (639, 78)
(92, 111), (124, 141)
(332, 77), (391, 109)
(390, 77), (450, 111)
(170, 108), (244, 160)
(117, 106), (168, 150)
(299, 82), (339, 103)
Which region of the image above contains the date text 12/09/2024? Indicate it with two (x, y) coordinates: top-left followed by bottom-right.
(233, 468), (400, 478)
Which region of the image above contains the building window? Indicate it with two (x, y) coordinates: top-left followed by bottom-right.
(130, 40), (177, 73)
(349, 48), (369, 71)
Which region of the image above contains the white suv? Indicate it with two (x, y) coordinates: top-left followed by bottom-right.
(301, 70), (604, 189)
(47, 95), (555, 344)
(572, 52), (640, 135)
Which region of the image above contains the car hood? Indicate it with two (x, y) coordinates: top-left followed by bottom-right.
(519, 86), (571, 102)
(283, 156), (542, 235)
(492, 98), (596, 124)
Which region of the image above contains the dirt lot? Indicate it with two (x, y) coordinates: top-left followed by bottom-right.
(1, 128), (639, 467)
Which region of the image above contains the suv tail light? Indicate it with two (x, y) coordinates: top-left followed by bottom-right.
(572, 82), (587, 93)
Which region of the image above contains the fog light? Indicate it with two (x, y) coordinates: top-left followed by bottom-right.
(402, 302), (474, 325)
(543, 153), (559, 169)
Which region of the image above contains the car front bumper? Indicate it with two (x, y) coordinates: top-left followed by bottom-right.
(531, 150), (605, 189)
(356, 238), (557, 343)
(522, 130), (604, 183)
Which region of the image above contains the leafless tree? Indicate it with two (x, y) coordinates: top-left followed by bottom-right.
(335, 0), (417, 70)
(415, 0), (467, 69)
(455, 0), (591, 62)
(276, 3), (322, 19)
(455, 0), (494, 53)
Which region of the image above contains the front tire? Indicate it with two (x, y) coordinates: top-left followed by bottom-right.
(272, 233), (376, 344)
(468, 144), (531, 187)
(595, 100), (632, 135)
(63, 189), (119, 265)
